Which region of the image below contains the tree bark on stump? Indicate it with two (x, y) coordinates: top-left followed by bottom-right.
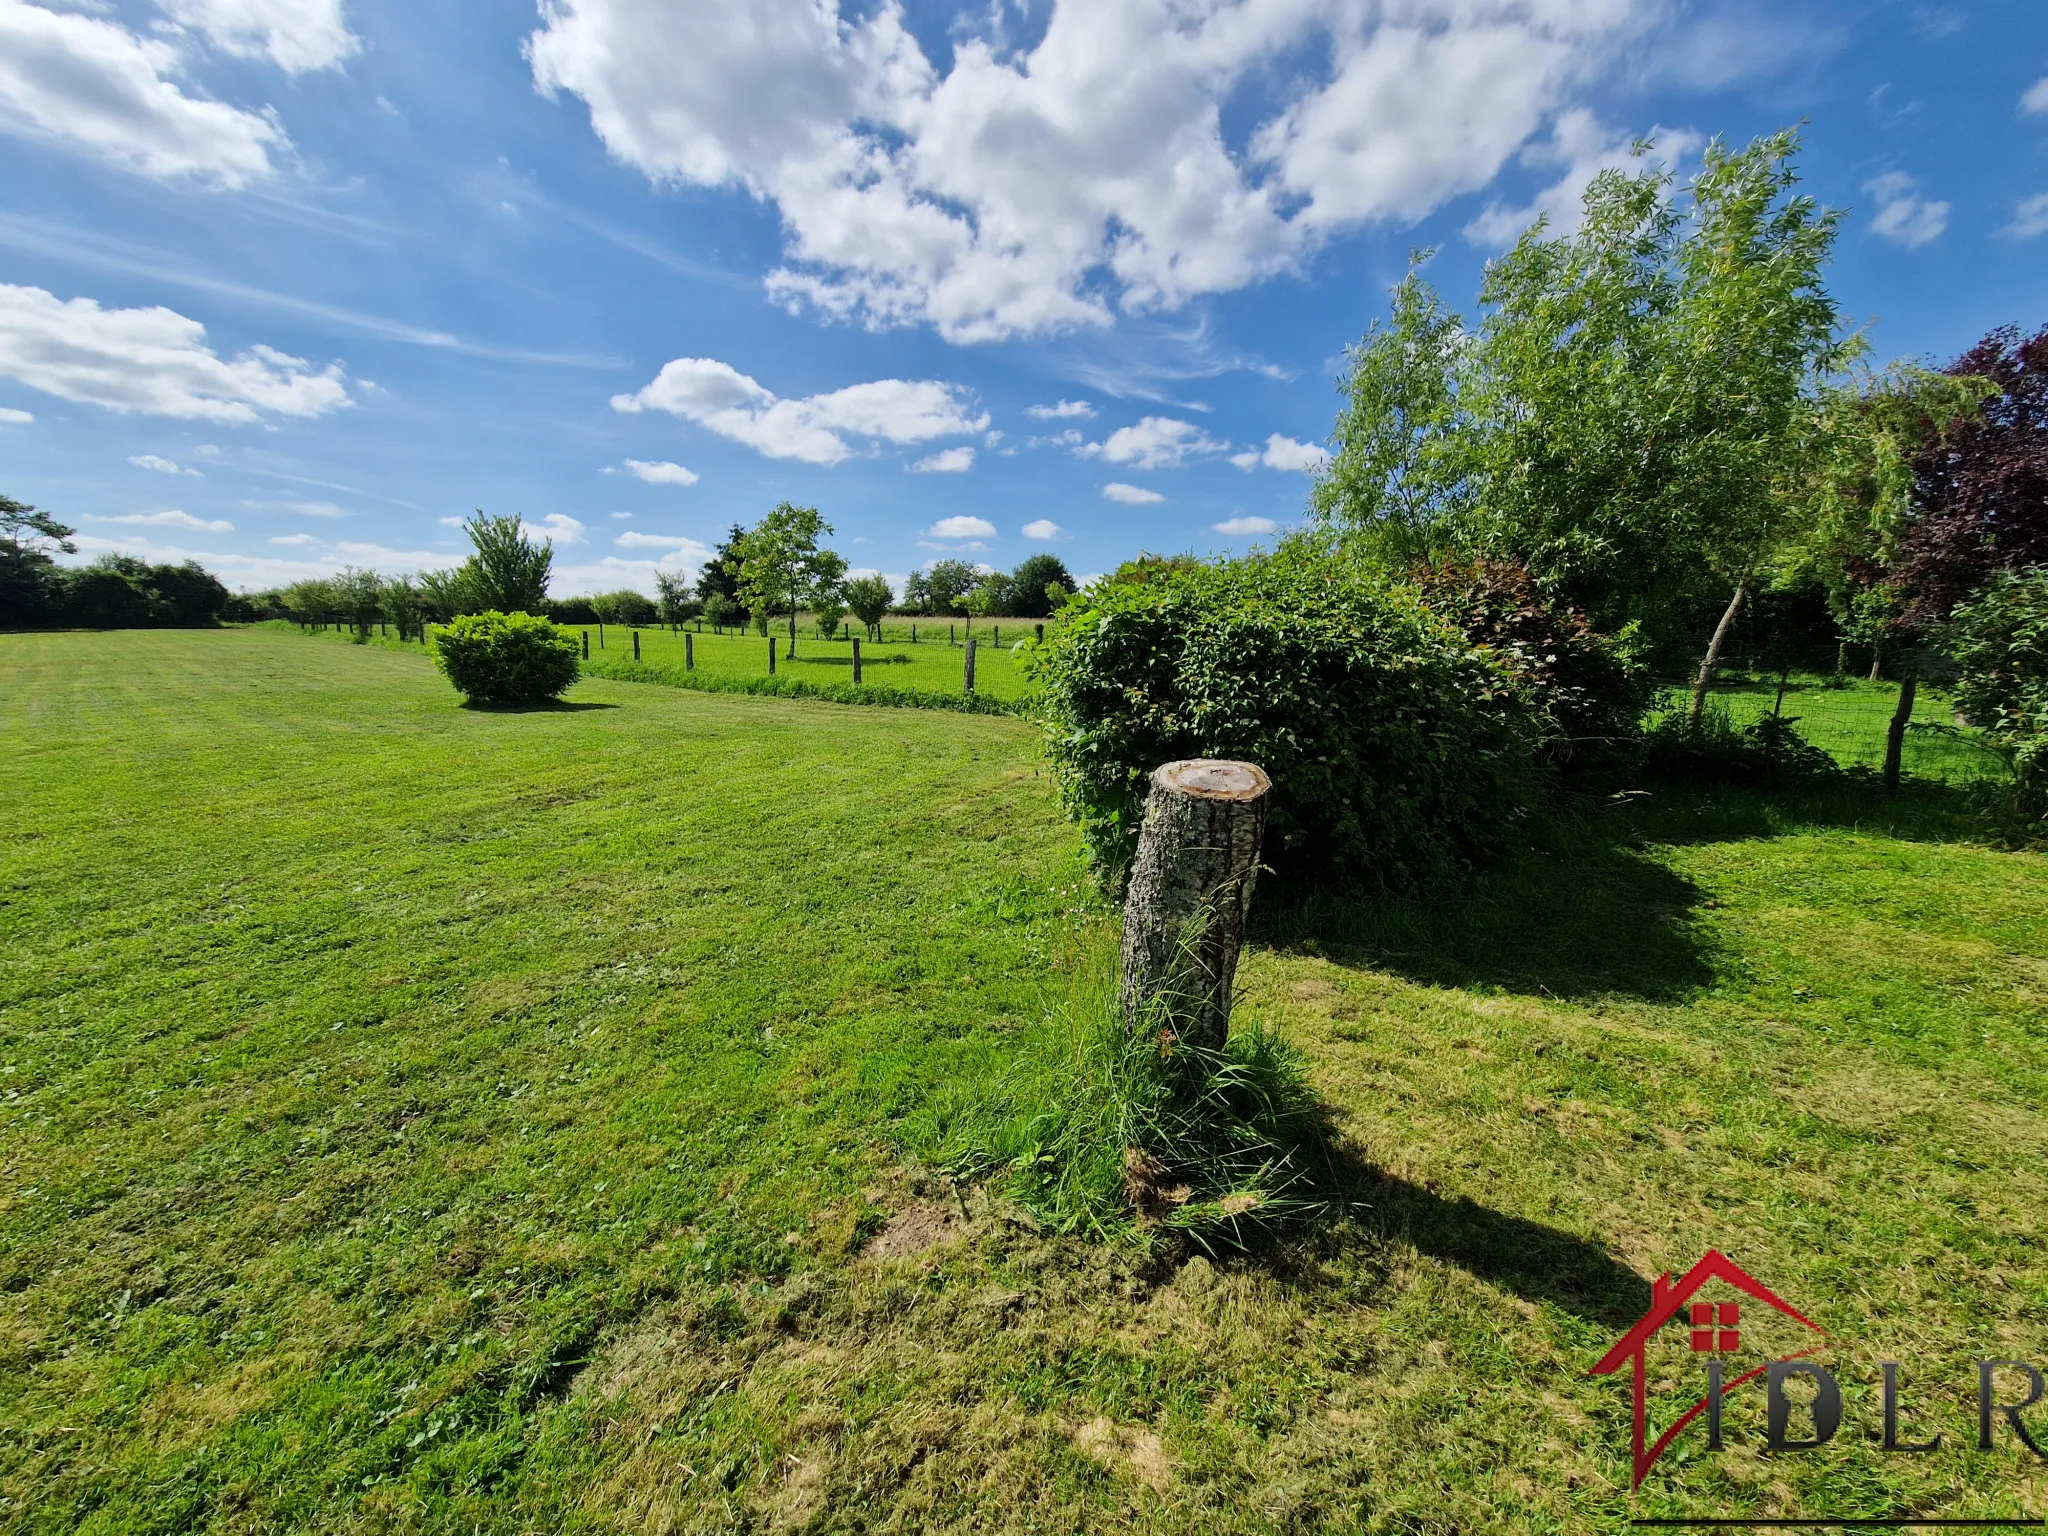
(1117, 759), (1271, 1054)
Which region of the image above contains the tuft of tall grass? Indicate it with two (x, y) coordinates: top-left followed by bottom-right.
(935, 981), (1331, 1250)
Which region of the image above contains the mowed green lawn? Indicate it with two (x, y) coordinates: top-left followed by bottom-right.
(4, 628), (2047, 1534)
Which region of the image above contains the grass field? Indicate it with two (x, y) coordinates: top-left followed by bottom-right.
(513, 620), (1033, 704)
(1697, 673), (2008, 783)
(4, 629), (2046, 1534)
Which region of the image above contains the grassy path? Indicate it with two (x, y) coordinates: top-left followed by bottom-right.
(2, 629), (2045, 1533)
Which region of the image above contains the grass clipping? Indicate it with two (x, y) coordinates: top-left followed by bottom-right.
(942, 984), (1330, 1249)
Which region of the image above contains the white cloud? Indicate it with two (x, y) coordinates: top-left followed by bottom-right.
(909, 445), (974, 473)
(270, 532), (318, 546)
(2005, 194), (2048, 240)
(1213, 515), (1277, 536)
(624, 456), (700, 485)
(1021, 519), (1063, 540)
(68, 529), (460, 590)
(1081, 415), (1227, 470)
(0, 406), (31, 424)
(529, 0), (1650, 343)
(926, 515), (997, 539)
(1231, 432), (1330, 473)
(0, 283), (349, 422)
(1027, 400), (1095, 420)
(0, 0), (284, 187)
(278, 499), (346, 517)
(129, 453), (202, 476)
(160, 0), (360, 74)
(611, 356), (986, 465)
(1866, 173), (1948, 249)
(2025, 75), (2048, 116)
(534, 513), (585, 544)
(1463, 111), (1700, 248)
(609, 510), (633, 518)
(552, 547), (708, 598)
(614, 531), (701, 550)
(85, 509), (234, 532)
(438, 515), (466, 528)
(1102, 483), (1164, 505)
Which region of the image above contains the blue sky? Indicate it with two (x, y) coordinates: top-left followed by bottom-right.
(1, 0), (2044, 597)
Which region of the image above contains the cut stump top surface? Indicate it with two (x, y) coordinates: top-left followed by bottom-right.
(1151, 759), (1271, 801)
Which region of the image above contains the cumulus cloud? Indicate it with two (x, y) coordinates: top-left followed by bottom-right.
(534, 513), (586, 544)
(909, 445), (974, 473)
(0, 406), (32, 424)
(1463, 111), (1700, 247)
(529, 0), (1650, 342)
(1213, 514), (1277, 536)
(624, 457), (699, 485)
(2005, 194), (2048, 240)
(85, 509), (233, 532)
(1866, 173), (1948, 248)
(1021, 519), (1062, 540)
(161, 0), (360, 74)
(0, 0), (285, 187)
(614, 531), (701, 550)
(2025, 75), (2048, 116)
(1027, 400), (1095, 420)
(926, 515), (997, 539)
(553, 546), (710, 597)
(0, 284), (349, 422)
(1102, 483), (1164, 505)
(1081, 416), (1227, 470)
(611, 356), (986, 465)
(437, 515), (466, 528)
(270, 532), (318, 546)
(1230, 433), (1330, 473)
(130, 453), (202, 476)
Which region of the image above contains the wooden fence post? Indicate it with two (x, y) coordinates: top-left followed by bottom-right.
(598, 621), (606, 649)
(685, 632), (694, 670)
(1035, 623), (1044, 643)
(964, 636), (977, 695)
(950, 623), (956, 646)
(769, 637), (777, 675)
(852, 637), (863, 685)
(1117, 760), (1271, 1053)
(632, 630), (641, 661)
(582, 630), (589, 659)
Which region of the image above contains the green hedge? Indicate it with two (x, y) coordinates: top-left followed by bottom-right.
(1032, 551), (1544, 891)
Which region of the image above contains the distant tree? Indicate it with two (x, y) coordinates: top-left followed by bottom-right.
(329, 566), (385, 641)
(282, 578), (340, 625)
(654, 570), (698, 626)
(382, 574), (424, 640)
(1894, 324), (2048, 627)
(417, 566), (472, 620)
(147, 561), (231, 626)
(845, 573), (893, 639)
(901, 568), (932, 614)
(923, 558), (979, 615)
(736, 502), (839, 640)
(68, 559), (162, 628)
(695, 524), (746, 605)
(702, 591), (737, 631)
(0, 494), (76, 629)
(1004, 553), (1075, 617)
(590, 588), (657, 625)
(460, 512), (553, 614)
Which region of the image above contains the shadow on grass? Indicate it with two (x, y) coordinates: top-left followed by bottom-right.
(1254, 773), (1999, 1003)
(1334, 1157), (1653, 1330)
(463, 700), (621, 713)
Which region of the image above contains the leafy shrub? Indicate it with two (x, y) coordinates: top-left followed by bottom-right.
(1948, 566), (2048, 829)
(1413, 557), (1652, 788)
(433, 611), (581, 704)
(1032, 549), (1542, 892)
(1641, 705), (1839, 784)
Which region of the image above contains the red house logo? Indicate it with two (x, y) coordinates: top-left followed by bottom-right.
(1590, 1250), (1827, 1488)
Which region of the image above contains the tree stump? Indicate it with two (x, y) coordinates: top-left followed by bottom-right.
(1116, 759), (1271, 1053)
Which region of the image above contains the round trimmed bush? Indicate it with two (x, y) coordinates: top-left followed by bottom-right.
(1032, 550), (1545, 893)
(433, 610), (581, 704)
